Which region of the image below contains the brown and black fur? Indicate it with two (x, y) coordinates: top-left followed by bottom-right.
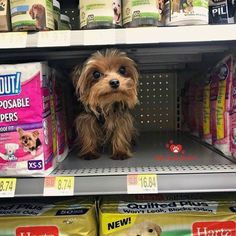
(73, 49), (139, 160)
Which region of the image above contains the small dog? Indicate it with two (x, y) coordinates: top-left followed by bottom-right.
(125, 221), (162, 236)
(29, 4), (46, 30)
(73, 49), (139, 160)
(112, 1), (121, 25)
(17, 128), (41, 156)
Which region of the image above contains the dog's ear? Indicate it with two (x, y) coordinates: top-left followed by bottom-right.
(154, 224), (162, 235)
(17, 127), (24, 136)
(72, 65), (82, 96)
(32, 130), (39, 138)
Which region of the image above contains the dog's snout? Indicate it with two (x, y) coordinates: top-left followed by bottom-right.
(109, 79), (120, 89)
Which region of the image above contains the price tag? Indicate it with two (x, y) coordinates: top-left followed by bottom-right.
(0, 178), (17, 197)
(127, 174), (158, 194)
(0, 32), (27, 49)
(37, 31), (71, 47)
(43, 176), (75, 196)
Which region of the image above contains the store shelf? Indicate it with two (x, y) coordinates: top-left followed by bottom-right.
(12, 132), (236, 197)
(1, 25), (236, 49)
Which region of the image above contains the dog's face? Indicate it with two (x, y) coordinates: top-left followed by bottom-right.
(29, 4), (45, 19)
(126, 221), (162, 236)
(113, 1), (121, 16)
(17, 128), (39, 150)
(73, 49), (139, 115)
(5, 143), (19, 155)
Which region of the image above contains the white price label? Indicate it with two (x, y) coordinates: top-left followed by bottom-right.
(37, 31), (71, 47)
(127, 174), (158, 194)
(0, 32), (27, 49)
(0, 178), (17, 197)
(43, 176), (75, 196)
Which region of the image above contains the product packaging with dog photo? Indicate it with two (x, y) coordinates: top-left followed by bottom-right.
(0, 0), (11, 31)
(10, 0), (54, 31)
(164, 0), (209, 25)
(0, 62), (56, 176)
(79, 0), (122, 29)
(99, 194), (236, 235)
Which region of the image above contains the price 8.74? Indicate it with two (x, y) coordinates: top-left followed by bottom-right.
(57, 178), (73, 191)
(0, 178), (17, 197)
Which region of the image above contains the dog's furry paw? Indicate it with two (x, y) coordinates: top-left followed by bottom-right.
(80, 153), (100, 160)
(111, 153), (130, 160)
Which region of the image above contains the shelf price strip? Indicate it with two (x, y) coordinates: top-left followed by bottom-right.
(44, 176), (75, 196)
(127, 174), (158, 194)
(0, 178), (17, 197)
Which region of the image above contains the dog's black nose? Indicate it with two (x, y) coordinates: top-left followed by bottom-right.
(109, 79), (120, 89)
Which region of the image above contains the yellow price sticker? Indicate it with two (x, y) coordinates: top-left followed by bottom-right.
(127, 174), (158, 194)
(0, 178), (17, 197)
(44, 176), (75, 196)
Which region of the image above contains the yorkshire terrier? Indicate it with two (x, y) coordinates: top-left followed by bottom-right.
(17, 128), (41, 156)
(73, 49), (139, 160)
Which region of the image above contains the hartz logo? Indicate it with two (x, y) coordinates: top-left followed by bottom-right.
(192, 221), (236, 236)
(0, 72), (21, 95)
(16, 226), (59, 236)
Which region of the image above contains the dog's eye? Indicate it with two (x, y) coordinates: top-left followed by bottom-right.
(22, 136), (25, 139)
(29, 137), (32, 140)
(119, 66), (126, 75)
(148, 229), (154, 233)
(93, 71), (101, 80)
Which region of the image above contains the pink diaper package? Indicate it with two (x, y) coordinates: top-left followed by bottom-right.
(230, 64), (236, 157)
(51, 69), (68, 162)
(197, 83), (204, 138)
(210, 70), (219, 145)
(0, 62), (56, 176)
(214, 55), (235, 156)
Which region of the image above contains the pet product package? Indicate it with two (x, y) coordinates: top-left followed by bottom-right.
(53, 0), (60, 30)
(203, 74), (212, 144)
(10, 0), (54, 31)
(0, 198), (97, 236)
(123, 0), (163, 27)
(230, 63), (236, 157)
(99, 194), (236, 236)
(79, 0), (122, 29)
(164, 0), (208, 25)
(59, 14), (71, 30)
(51, 69), (69, 162)
(209, 0), (235, 24)
(210, 70), (219, 145)
(0, 0), (11, 31)
(214, 55), (235, 156)
(0, 62), (56, 176)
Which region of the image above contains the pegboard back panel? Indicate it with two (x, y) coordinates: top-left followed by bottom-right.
(134, 73), (177, 131)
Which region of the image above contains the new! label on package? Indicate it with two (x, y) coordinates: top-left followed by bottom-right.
(0, 62), (56, 176)
(99, 194), (236, 235)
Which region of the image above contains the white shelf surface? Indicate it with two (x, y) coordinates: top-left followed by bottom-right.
(12, 132), (236, 197)
(1, 25), (236, 49)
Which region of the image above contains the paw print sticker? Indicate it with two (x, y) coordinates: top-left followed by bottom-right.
(165, 140), (185, 154)
(0, 1), (5, 11)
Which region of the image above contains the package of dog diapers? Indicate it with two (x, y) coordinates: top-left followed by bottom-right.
(0, 62), (56, 176)
(99, 194), (236, 236)
(210, 69), (220, 145)
(51, 69), (69, 163)
(10, 0), (54, 31)
(214, 55), (235, 156)
(0, 198), (97, 236)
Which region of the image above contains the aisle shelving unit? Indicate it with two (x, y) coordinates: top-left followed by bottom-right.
(1, 24), (236, 197)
